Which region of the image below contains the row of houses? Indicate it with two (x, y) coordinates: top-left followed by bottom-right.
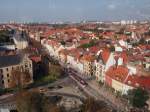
(38, 25), (150, 95)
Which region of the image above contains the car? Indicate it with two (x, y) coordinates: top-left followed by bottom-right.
(39, 88), (47, 93)
(56, 85), (63, 89)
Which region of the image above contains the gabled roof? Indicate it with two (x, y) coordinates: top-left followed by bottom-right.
(0, 54), (23, 68)
(101, 49), (110, 64)
(81, 54), (95, 62)
(106, 65), (150, 90)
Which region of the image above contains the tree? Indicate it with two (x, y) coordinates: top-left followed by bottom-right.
(10, 70), (22, 88)
(60, 41), (66, 46)
(128, 88), (149, 108)
(0, 30), (11, 43)
(16, 91), (62, 112)
(79, 40), (97, 48)
(22, 71), (32, 84)
(114, 35), (118, 39)
(16, 91), (43, 112)
(10, 70), (32, 88)
(43, 103), (61, 112)
(49, 65), (63, 79)
(109, 46), (115, 52)
(139, 38), (146, 45)
(81, 97), (111, 112)
(126, 38), (130, 43)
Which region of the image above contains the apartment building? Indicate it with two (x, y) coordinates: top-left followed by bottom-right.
(0, 54), (33, 88)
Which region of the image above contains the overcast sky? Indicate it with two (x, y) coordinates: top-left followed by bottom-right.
(0, 0), (150, 23)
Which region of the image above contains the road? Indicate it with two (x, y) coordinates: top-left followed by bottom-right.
(45, 91), (85, 102)
(34, 41), (126, 112)
(0, 77), (82, 110)
(68, 68), (129, 112)
(0, 33), (126, 111)
(68, 72), (118, 111)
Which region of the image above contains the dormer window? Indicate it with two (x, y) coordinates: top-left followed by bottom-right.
(128, 80), (131, 85)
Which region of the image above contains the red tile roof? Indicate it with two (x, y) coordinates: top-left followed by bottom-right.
(106, 65), (150, 90)
(79, 39), (90, 45)
(30, 56), (41, 63)
(101, 49), (110, 64)
(81, 54), (95, 62)
(89, 46), (100, 53)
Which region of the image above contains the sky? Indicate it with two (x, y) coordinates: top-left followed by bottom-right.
(0, 0), (150, 23)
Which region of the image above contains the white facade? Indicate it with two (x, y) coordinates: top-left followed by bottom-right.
(95, 61), (105, 82)
(112, 79), (133, 95)
(95, 52), (116, 82)
(0, 44), (16, 50)
(105, 53), (116, 71)
(13, 32), (28, 50)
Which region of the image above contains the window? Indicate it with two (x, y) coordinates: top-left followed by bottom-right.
(12, 67), (14, 70)
(25, 64), (28, 68)
(7, 73), (9, 77)
(8, 79), (10, 83)
(2, 80), (4, 84)
(1, 75), (3, 79)
(0, 69), (3, 73)
(6, 68), (8, 71)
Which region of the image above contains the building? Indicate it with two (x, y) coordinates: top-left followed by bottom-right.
(81, 55), (95, 76)
(0, 43), (16, 51)
(94, 49), (114, 83)
(105, 65), (150, 95)
(0, 54), (33, 88)
(13, 31), (28, 50)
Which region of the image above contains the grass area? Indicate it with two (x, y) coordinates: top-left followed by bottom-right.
(27, 64), (63, 89)
(0, 74), (58, 96)
(0, 87), (21, 95)
(35, 74), (57, 85)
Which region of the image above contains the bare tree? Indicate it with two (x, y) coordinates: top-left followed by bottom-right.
(10, 69), (32, 88)
(10, 70), (22, 88)
(16, 91), (62, 112)
(82, 97), (111, 112)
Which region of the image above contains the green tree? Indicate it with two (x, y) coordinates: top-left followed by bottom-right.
(126, 38), (130, 43)
(139, 38), (146, 45)
(60, 41), (66, 46)
(109, 46), (115, 52)
(79, 40), (97, 48)
(128, 88), (149, 108)
(0, 30), (11, 43)
(49, 65), (62, 78)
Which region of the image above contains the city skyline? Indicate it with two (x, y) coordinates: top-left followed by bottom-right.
(0, 0), (150, 23)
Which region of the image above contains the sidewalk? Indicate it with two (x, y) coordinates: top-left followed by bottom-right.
(88, 80), (129, 112)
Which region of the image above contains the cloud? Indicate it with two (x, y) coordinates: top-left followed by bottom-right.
(107, 4), (116, 10)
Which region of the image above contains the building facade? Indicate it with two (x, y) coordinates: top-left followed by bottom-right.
(0, 54), (33, 88)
